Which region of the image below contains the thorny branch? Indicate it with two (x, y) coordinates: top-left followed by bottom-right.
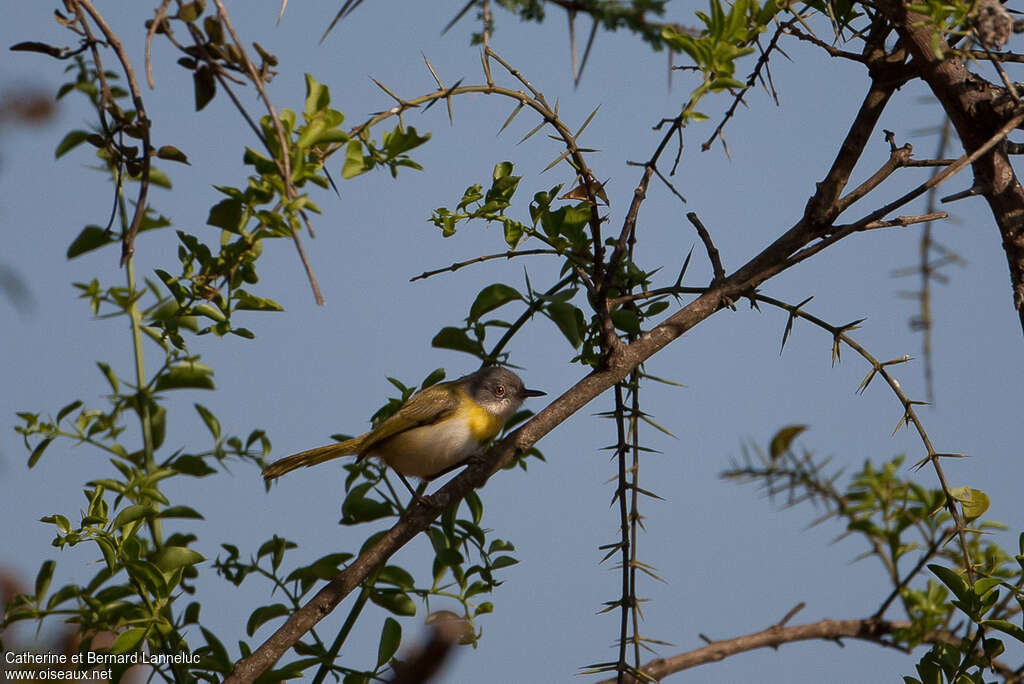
(596, 615), (1021, 684)
(50, 4), (1021, 680)
(211, 0), (324, 305)
(224, 36), (1007, 677)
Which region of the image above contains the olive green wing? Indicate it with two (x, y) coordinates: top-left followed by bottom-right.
(358, 382), (461, 453)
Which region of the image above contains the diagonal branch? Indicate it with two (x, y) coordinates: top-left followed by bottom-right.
(224, 56), (936, 681)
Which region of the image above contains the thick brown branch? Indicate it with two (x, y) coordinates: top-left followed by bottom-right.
(879, 0), (1024, 333)
(802, 78), (898, 226)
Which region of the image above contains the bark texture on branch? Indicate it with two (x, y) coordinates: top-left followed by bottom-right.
(880, 0), (1024, 332)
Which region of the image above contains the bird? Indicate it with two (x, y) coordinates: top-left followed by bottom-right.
(262, 367), (545, 500)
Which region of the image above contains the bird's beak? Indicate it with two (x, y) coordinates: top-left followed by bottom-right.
(522, 388), (546, 398)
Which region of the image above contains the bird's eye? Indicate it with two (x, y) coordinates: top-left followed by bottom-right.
(494, 384), (506, 397)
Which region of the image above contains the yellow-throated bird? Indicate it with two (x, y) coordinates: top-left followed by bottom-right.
(262, 367), (544, 498)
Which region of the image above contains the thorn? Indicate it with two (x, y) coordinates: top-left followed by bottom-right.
(941, 183), (988, 203)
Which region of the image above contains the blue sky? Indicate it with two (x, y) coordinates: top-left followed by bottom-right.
(2, 1), (1023, 682)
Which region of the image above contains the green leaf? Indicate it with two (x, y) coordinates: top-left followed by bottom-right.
(470, 284), (521, 321)
(491, 555), (518, 569)
(125, 560), (169, 598)
(41, 513), (71, 534)
(154, 361), (215, 391)
(547, 301), (583, 348)
(928, 564), (969, 602)
(156, 145), (190, 164)
(431, 327), (483, 356)
(110, 627), (147, 655)
(465, 490), (483, 525)
(200, 627), (231, 673)
(377, 617), (401, 668)
(156, 505), (204, 520)
(342, 140), (368, 179)
(341, 485), (394, 524)
(177, 0), (204, 21)
(383, 124), (430, 157)
(169, 453), (217, 477)
(370, 589), (416, 616)
(981, 619), (1024, 643)
(246, 603), (290, 636)
(97, 362), (120, 393)
(193, 64), (216, 111)
(207, 197), (244, 233)
(154, 545), (205, 571)
(493, 161), (514, 180)
(195, 403), (221, 439)
(55, 130), (91, 158)
(56, 400), (83, 423)
(67, 225), (115, 259)
(46, 584), (79, 610)
(376, 566), (415, 590)
(34, 560), (56, 601)
(503, 218), (525, 248)
(421, 368), (446, 389)
(610, 309), (640, 335)
(770, 425), (807, 461)
(28, 437), (54, 468)
(112, 504), (155, 530)
(234, 290), (285, 312)
(95, 536), (117, 570)
(304, 73), (332, 115)
(949, 486), (990, 520)
(149, 404), (167, 451)
(973, 577), (1001, 597)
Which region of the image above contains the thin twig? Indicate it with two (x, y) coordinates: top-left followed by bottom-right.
(686, 212), (726, 282)
(213, 0), (324, 304)
(410, 249), (563, 281)
(784, 25), (870, 62)
(848, 211), (948, 231)
(73, 0), (152, 267)
(145, 0), (173, 89)
(703, 20), (794, 151)
(785, 110), (1024, 273)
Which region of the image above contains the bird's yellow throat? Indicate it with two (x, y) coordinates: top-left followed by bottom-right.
(454, 386), (505, 443)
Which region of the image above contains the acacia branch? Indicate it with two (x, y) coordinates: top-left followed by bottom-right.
(686, 212), (726, 283)
(595, 616), (1020, 684)
(878, 0), (1024, 334)
(702, 19), (795, 152)
(212, 1), (325, 305)
(224, 51), (932, 679)
(409, 248), (563, 281)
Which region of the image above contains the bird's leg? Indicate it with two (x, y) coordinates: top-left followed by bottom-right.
(396, 471), (434, 509)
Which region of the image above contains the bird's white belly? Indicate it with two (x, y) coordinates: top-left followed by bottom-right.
(368, 419), (480, 479)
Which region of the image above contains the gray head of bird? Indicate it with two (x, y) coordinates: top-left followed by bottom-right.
(462, 367), (545, 419)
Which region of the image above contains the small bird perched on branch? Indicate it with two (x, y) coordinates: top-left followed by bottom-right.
(262, 366), (545, 499)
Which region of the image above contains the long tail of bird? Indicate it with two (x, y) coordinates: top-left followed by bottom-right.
(262, 436), (364, 481)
